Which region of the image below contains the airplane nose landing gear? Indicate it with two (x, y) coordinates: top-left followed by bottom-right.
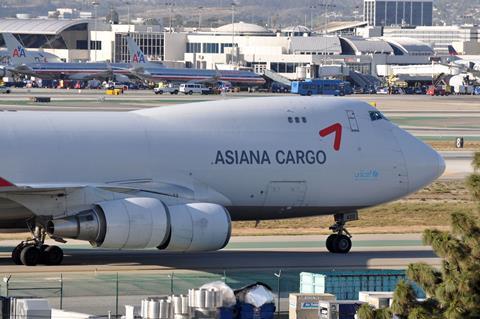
(12, 225), (64, 266)
(326, 212), (358, 254)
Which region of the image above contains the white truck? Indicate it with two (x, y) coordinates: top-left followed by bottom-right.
(154, 83), (179, 95)
(0, 86), (11, 94)
(179, 83), (212, 95)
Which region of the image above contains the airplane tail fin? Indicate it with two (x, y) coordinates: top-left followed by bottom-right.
(2, 33), (29, 63)
(448, 45), (459, 56)
(126, 36), (147, 65)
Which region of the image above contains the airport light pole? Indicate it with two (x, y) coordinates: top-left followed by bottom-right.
(198, 6), (203, 28)
(231, 2), (236, 66)
(309, 5), (316, 30)
(166, 2), (175, 32)
(92, 0), (99, 62)
(125, 1), (131, 33)
(274, 270), (282, 319)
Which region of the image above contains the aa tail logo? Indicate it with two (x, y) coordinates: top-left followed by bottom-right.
(12, 46), (26, 58)
(132, 51), (145, 63)
(319, 123), (342, 151)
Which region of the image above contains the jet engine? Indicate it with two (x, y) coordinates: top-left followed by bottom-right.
(46, 198), (231, 251)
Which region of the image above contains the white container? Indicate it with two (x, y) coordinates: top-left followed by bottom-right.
(148, 299), (160, 319)
(13, 299), (51, 319)
(159, 299), (170, 319)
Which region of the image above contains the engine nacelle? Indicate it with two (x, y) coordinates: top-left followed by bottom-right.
(159, 203), (231, 252)
(47, 198), (231, 251)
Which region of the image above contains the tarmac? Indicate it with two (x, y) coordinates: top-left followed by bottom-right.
(0, 234), (438, 274)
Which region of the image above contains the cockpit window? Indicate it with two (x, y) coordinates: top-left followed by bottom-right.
(369, 111), (388, 121)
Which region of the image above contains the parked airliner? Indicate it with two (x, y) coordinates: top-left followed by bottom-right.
(0, 97), (444, 266)
(1, 33), (265, 86)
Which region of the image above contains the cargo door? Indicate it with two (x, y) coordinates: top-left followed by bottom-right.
(264, 181), (307, 207)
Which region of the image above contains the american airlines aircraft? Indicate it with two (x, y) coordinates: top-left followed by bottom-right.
(125, 37), (265, 86)
(0, 97), (444, 266)
(0, 33), (63, 77)
(1, 33), (264, 86)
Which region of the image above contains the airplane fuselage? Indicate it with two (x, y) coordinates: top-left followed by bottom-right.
(0, 97), (443, 222)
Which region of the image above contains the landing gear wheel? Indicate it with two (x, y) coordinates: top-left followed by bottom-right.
(43, 246), (64, 265)
(326, 234), (338, 253)
(38, 245), (50, 264)
(333, 235), (352, 254)
(326, 212), (358, 254)
(20, 245), (40, 266)
(12, 244), (24, 265)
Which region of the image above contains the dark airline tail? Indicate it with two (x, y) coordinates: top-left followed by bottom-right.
(447, 45), (458, 56)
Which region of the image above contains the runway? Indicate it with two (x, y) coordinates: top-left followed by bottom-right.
(440, 151), (474, 179)
(0, 234), (439, 274)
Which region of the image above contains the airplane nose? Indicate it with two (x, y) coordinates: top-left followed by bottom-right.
(393, 127), (445, 193)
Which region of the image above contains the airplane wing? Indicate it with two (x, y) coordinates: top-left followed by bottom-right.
(69, 66), (114, 81)
(5, 64), (35, 76)
(0, 177), (195, 199)
(121, 65), (153, 81)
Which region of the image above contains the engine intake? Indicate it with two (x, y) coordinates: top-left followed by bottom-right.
(47, 198), (231, 251)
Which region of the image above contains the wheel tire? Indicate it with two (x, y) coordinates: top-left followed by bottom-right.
(38, 245), (50, 264)
(20, 245), (40, 266)
(333, 235), (352, 254)
(188, 91), (193, 95)
(326, 235), (338, 253)
(307, 91), (312, 96)
(12, 244), (24, 265)
(44, 246), (64, 265)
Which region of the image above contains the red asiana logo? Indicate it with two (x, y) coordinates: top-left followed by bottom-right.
(319, 123), (342, 151)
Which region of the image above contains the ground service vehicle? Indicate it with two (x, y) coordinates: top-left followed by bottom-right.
(291, 79), (352, 96)
(154, 83), (179, 95)
(0, 85), (11, 94)
(179, 83), (212, 95)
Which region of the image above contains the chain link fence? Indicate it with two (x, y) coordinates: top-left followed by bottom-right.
(0, 269), (301, 317)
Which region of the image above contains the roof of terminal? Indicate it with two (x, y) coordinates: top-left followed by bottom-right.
(381, 37), (434, 54)
(342, 38), (394, 54)
(214, 22), (271, 34)
(290, 36), (342, 54)
(0, 18), (88, 35)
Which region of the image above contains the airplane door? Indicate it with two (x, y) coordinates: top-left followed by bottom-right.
(264, 181), (307, 207)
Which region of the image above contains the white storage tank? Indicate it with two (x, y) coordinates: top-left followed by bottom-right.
(12, 298), (51, 319)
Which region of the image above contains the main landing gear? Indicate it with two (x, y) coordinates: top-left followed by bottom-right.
(12, 225), (64, 266)
(326, 212), (358, 254)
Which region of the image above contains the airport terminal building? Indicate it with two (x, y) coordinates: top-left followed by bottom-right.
(0, 18), (434, 79)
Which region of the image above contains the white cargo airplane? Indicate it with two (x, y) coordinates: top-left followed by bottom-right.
(0, 97), (444, 266)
